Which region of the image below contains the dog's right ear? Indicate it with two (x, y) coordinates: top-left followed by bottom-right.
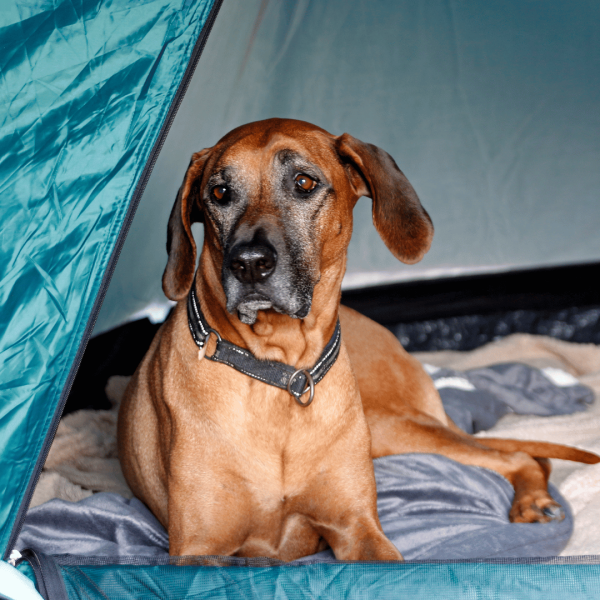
(162, 148), (211, 301)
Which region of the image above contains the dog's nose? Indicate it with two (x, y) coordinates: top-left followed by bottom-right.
(229, 242), (277, 284)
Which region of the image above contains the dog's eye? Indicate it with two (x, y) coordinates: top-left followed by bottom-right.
(211, 185), (228, 203)
(294, 174), (317, 193)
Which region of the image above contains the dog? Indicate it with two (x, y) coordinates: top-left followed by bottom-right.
(118, 118), (599, 561)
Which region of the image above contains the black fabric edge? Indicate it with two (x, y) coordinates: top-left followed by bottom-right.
(341, 261), (600, 325)
(19, 550), (68, 600)
(3, 0), (225, 561)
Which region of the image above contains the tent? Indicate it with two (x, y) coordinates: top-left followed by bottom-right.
(1, 0), (600, 597)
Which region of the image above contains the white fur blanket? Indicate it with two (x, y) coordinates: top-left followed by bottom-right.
(32, 333), (600, 556)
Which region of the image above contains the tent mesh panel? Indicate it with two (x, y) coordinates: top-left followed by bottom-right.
(48, 556), (600, 600)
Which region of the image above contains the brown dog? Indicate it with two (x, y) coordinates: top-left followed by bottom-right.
(118, 118), (599, 561)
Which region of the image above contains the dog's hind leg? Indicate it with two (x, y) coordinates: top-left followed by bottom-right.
(366, 408), (566, 523)
(340, 305), (599, 523)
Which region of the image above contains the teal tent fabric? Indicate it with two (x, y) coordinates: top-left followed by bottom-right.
(95, 0), (600, 334)
(0, 0), (217, 558)
(55, 560), (600, 599)
(2, 0), (600, 597)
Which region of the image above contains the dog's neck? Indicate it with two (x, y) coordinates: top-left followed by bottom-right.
(194, 249), (344, 369)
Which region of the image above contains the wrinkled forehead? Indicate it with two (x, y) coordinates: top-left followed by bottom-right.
(206, 130), (339, 185)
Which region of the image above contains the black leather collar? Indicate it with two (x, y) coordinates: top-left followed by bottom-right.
(187, 285), (341, 407)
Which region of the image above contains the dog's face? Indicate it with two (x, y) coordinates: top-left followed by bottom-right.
(199, 123), (361, 324)
(163, 119), (434, 324)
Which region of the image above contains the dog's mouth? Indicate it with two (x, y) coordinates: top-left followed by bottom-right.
(233, 290), (311, 325)
(235, 292), (274, 325)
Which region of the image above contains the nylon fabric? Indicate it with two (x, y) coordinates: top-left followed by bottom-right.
(57, 561), (600, 600)
(96, 0), (600, 333)
(0, 561), (43, 600)
(0, 0), (216, 557)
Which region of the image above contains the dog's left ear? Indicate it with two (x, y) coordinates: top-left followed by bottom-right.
(335, 133), (433, 264)
(162, 148), (211, 301)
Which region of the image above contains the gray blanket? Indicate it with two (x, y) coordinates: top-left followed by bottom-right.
(429, 362), (593, 433)
(17, 362), (591, 560)
(17, 456), (571, 560)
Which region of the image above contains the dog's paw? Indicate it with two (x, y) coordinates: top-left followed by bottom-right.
(509, 491), (565, 523)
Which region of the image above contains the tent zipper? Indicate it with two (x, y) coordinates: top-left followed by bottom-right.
(3, 0), (224, 561)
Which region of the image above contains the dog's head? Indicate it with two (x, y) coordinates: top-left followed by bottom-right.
(163, 118), (433, 325)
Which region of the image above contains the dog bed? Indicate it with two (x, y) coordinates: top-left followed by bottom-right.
(16, 333), (600, 560)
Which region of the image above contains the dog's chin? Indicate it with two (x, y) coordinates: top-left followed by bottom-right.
(233, 293), (311, 325)
(236, 294), (273, 325)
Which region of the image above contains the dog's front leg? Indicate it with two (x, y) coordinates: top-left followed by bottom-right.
(301, 445), (403, 561)
(166, 459), (252, 557)
(322, 522), (403, 561)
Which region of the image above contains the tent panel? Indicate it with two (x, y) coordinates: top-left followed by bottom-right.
(0, 0), (217, 558)
(58, 561), (600, 600)
(95, 0), (600, 334)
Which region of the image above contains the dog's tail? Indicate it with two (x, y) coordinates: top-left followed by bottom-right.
(478, 438), (600, 464)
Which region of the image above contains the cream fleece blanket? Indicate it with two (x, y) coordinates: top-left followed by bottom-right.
(32, 333), (600, 556)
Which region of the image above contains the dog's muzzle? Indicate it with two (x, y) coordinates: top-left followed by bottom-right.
(222, 228), (313, 325)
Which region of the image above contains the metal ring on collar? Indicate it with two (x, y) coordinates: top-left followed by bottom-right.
(287, 369), (315, 407)
(199, 328), (222, 359)
(207, 328), (222, 342)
